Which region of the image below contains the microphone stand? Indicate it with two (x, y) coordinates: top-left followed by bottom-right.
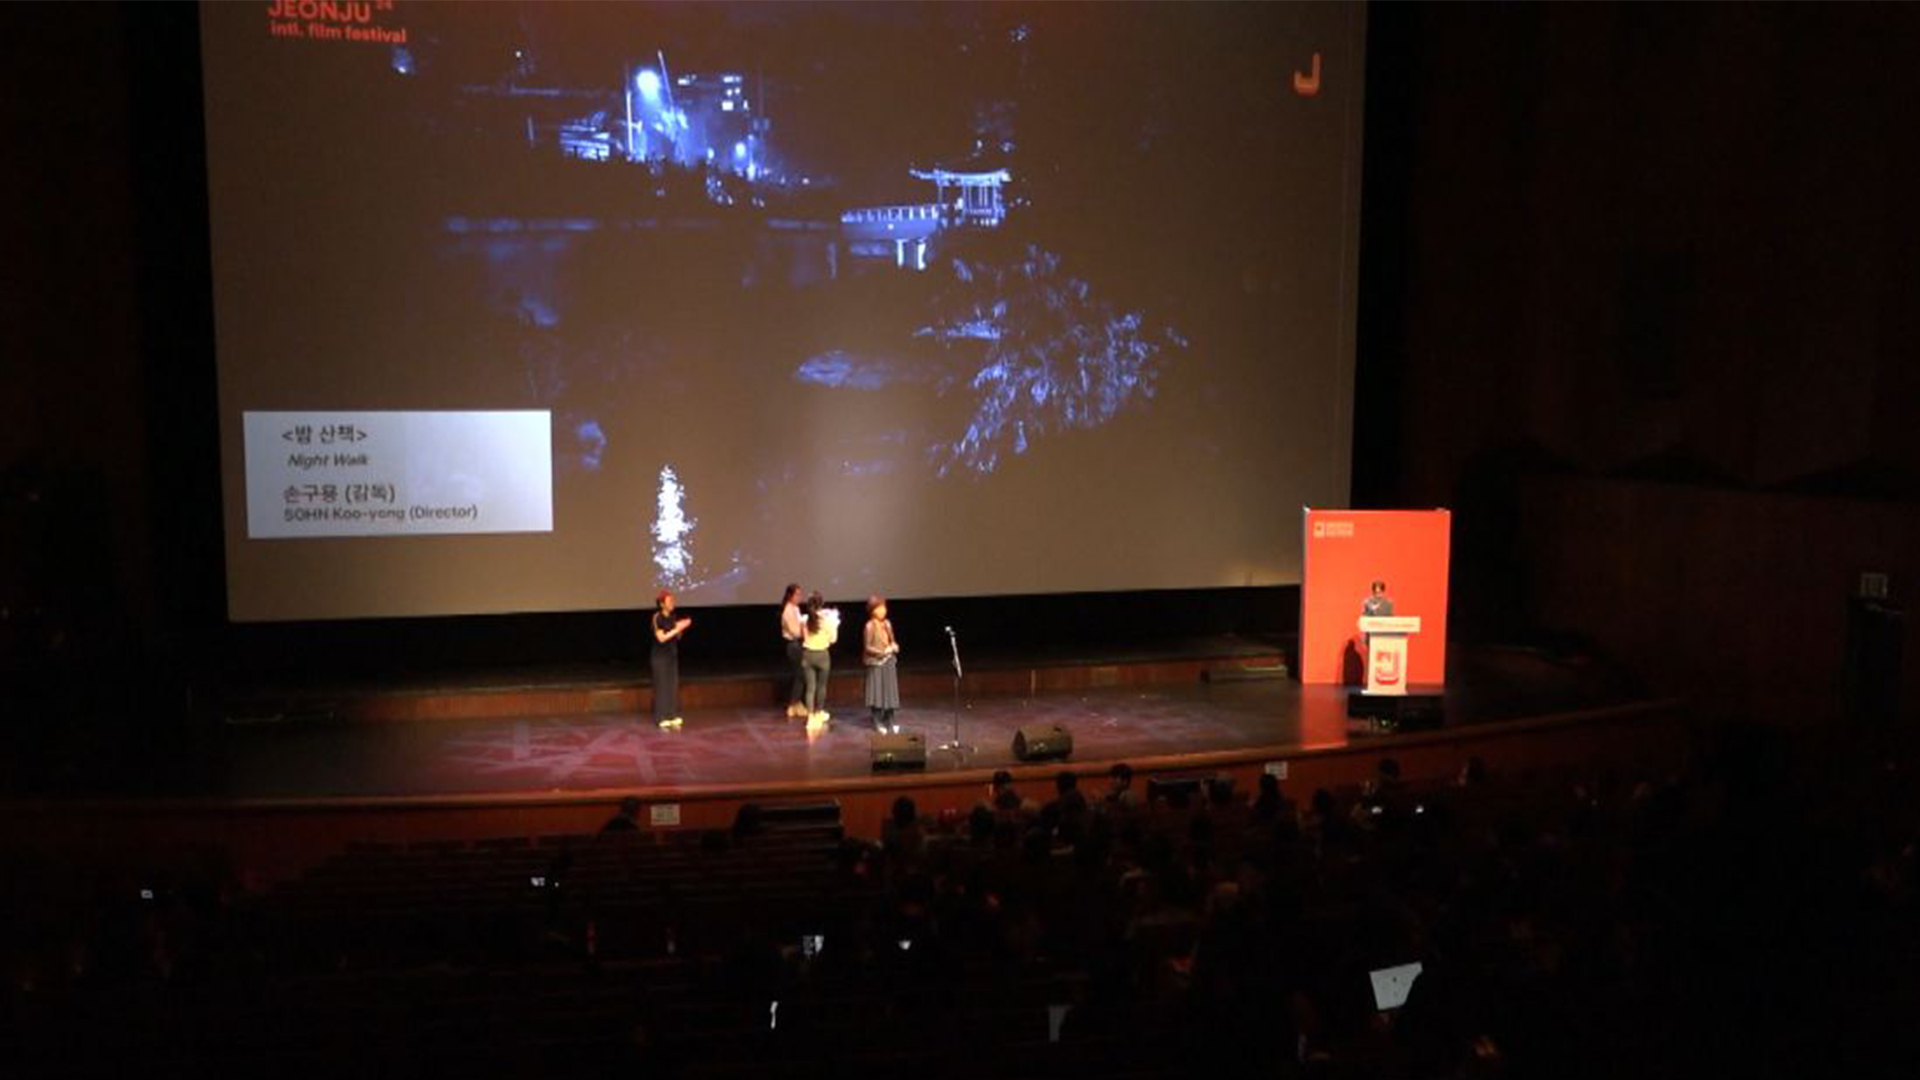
(936, 626), (973, 759)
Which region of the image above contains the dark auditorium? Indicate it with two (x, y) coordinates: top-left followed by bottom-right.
(5, 3), (1919, 1078)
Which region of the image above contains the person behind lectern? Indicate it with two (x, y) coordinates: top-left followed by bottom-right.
(1360, 581), (1395, 662)
(1363, 580), (1395, 618)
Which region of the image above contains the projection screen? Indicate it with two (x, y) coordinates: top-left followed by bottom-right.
(203, 1), (1366, 620)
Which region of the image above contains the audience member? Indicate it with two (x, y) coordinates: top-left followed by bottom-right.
(599, 796), (641, 833)
(1103, 762), (1142, 813)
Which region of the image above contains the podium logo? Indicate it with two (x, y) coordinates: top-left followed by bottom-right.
(1312, 520), (1355, 539)
(1373, 650), (1403, 687)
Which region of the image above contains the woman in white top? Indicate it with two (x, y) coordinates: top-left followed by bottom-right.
(800, 591), (839, 728)
(780, 583), (806, 719)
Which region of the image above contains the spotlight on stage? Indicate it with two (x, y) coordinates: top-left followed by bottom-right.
(870, 731), (926, 771)
(1011, 724), (1073, 762)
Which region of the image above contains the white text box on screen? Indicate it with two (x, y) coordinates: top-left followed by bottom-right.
(243, 410), (553, 539)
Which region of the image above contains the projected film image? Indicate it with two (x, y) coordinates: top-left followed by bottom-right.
(205, 2), (1365, 619)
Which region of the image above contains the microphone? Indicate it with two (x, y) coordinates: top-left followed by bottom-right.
(944, 625), (954, 633)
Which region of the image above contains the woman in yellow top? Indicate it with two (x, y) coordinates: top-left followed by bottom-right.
(800, 591), (839, 728)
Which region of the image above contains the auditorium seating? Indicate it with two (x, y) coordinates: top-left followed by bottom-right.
(10, 731), (1918, 1078)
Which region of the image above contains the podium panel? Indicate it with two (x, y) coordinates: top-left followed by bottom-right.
(1359, 616), (1421, 695)
(1300, 510), (1450, 686)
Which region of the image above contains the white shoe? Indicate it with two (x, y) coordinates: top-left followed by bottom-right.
(657, 717), (683, 730)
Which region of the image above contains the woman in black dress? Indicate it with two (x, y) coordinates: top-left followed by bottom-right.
(651, 589), (692, 729)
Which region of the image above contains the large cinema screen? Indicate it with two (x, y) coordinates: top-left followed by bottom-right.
(202, 1), (1366, 620)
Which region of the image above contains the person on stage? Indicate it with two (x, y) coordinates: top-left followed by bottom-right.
(1362, 580), (1395, 618)
(863, 595), (902, 733)
(800, 591), (839, 728)
(651, 589), (692, 730)
(1358, 579), (1395, 662)
(781, 583), (807, 719)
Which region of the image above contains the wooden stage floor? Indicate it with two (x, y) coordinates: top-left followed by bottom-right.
(215, 680), (1342, 802)
(193, 648), (1659, 806)
(3, 644), (1681, 883)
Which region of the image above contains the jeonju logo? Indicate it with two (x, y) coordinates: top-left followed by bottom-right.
(266, 0), (409, 45)
(1312, 520), (1355, 539)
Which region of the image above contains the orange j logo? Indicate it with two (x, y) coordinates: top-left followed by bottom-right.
(1293, 53), (1322, 98)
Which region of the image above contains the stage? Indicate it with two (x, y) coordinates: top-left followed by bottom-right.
(141, 636), (1644, 800)
(208, 674), (1630, 803)
(4, 639), (1680, 882)
(219, 679), (1353, 801)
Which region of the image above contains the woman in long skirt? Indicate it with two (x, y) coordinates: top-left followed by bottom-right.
(863, 595), (901, 733)
(651, 590), (691, 729)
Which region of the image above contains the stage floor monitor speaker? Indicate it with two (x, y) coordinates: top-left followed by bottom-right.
(1012, 724), (1073, 762)
(1346, 691), (1444, 732)
(871, 731), (926, 770)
